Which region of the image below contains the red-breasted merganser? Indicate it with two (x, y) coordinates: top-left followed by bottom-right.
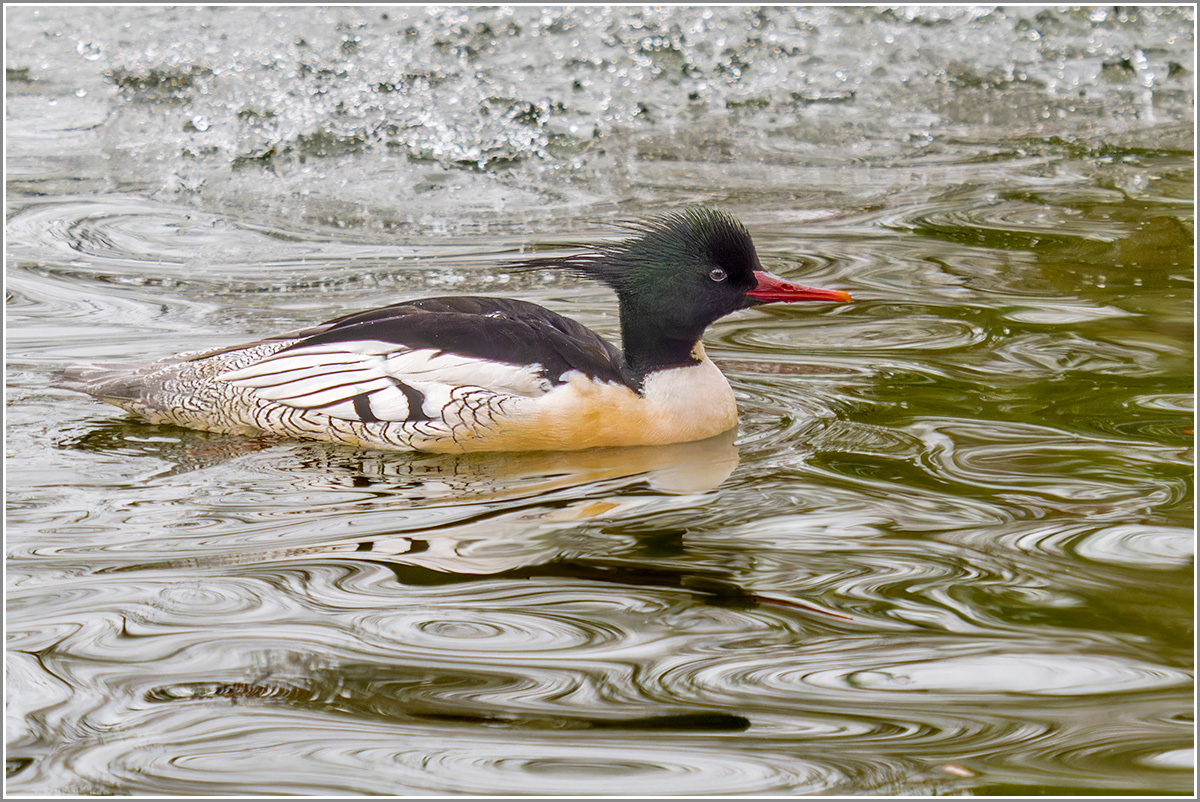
(55, 208), (851, 453)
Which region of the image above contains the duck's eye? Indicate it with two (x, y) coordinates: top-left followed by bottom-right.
(709, 268), (728, 282)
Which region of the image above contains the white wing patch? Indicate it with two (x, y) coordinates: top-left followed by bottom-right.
(218, 340), (552, 423)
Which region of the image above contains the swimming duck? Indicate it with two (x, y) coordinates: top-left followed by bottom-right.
(55, 208), (850, 453)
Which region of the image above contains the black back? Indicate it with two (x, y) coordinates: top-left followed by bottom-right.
(277, 296), (631, 388)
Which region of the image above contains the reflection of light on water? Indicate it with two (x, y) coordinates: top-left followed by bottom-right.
(841, 652), (1189, 695)
(1139, 748), (1195, 770)
(1071, 524), (1194, 568)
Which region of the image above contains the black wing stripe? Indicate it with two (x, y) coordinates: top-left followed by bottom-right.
(391, 378), (432, 421)
(352, 393), (380, 423)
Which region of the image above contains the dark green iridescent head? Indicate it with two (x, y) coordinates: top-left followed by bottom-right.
(521, 207), (849, 378)
(526, 208), (759, 372)
(589, 207), (765, 327)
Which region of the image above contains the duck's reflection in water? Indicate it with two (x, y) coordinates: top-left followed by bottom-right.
(92, 428), (749, 593)
(62, 419), (738, 498)
(301, 425), (741, 499)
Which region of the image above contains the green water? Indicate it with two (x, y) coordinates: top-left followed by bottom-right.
(5, 6), (1194, 796)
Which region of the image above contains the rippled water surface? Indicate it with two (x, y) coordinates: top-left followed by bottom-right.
(5, 6), (1194, 796)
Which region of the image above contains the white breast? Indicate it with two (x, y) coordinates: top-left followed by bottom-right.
(447, 344), (738, 451)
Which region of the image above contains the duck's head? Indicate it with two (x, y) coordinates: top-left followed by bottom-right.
(595, 207), (850, 313)
(523, 207), (851, 374)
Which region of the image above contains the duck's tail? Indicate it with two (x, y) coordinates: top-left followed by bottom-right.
(53, 343), (302, 436)
(52, 362), (159, 403)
